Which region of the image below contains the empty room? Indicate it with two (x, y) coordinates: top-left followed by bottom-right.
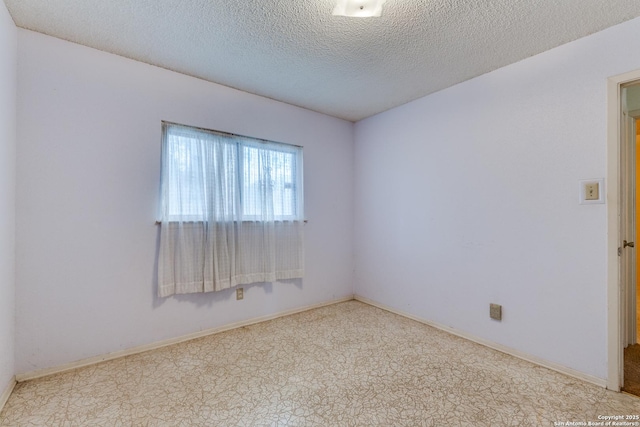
(2, 0), (640, 425)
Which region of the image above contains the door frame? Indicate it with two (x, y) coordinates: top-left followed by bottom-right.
(607, 69), (640, 391)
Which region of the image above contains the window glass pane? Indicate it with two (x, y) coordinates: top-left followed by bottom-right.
(166, 133), (207, 218)
(161, 123), (302, 222)
(241, 145), (296, 219)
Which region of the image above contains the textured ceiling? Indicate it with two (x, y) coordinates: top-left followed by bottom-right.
(4, 0), (640, 121)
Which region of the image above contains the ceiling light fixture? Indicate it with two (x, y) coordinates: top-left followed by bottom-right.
(332, 0), (386, 17)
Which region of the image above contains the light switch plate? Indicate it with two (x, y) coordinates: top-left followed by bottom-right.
(584, 182), (599, 200)
(579, 178), (605, 205)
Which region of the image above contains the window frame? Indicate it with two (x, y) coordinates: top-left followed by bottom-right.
(159, 121), (304, 223)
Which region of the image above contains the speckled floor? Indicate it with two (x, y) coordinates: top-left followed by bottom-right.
(1, 300), (639, 426)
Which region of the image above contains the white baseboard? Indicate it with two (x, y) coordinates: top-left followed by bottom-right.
(354, 295), (607, 389)
(16, 294), (606, 390)
(0, 376), (16, 415)
(16, 295), (355, 382)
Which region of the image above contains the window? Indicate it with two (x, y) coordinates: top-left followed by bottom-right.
(161, 122), (303, 222)
(157, 122), (305, 297)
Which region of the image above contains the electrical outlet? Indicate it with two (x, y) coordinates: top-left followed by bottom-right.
(490, 303), (502, 321)
(236, 288), (243, 300)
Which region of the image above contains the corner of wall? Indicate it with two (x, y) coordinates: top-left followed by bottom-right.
(0, 0), (17, 402)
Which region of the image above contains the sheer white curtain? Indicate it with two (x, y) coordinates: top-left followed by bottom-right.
(158, 123), (304, 297)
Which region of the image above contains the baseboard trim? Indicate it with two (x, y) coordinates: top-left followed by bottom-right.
(17, 294), (605, 389)
(0, 376), (16, 414)
(354, 295), (607, 389)
(16, 295), (355, 382)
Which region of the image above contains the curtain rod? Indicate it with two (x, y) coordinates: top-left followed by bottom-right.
(161, 120), (303, 149)
(155, 220), (308, 225)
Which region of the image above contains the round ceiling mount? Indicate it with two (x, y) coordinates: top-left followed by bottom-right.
(332, 0), (386, 18)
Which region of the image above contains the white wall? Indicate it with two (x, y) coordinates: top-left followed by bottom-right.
(0, 0), (16, 394)
(15, 30), (354, 374)
(354, 16), (640, 381)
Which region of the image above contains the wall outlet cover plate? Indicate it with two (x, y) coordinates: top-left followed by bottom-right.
(490, 303), (502, 321)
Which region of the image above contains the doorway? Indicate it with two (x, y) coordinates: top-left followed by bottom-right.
(606, 70), (640, 393)
(623, 106), (640, 396)
(610, 80), (640, 395)
(637, 117), (640, 345)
